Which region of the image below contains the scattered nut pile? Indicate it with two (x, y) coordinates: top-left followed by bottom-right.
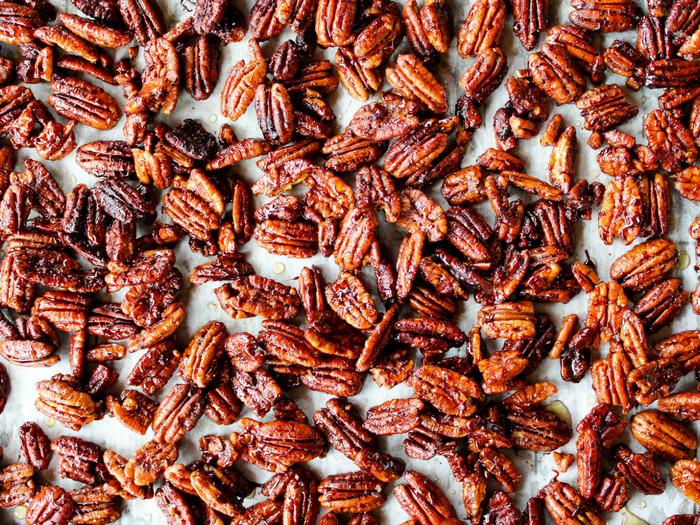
(0, 0), (699, 522)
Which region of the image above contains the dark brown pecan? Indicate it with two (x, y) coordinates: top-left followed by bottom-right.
(0, 2), (40, 43)
(118, 0), (164, 45)
(318, 471), (385, 514)
(255, 82), (294, 145)
(152, 383), (206, 444)
(598, 177), (643, 245)
(354, 12), (402, 69)
(569, 0), (639, 32)
(364, 398), (425, 436)
(18, 422), (51, 470)
(658, 391), (700, 421)
(633, 278), (688, 333)
(394, 471), (460, 525)
(512, 0), (549, 50)
(671, 459), (700, 505)
(183, 34), (220, 101)
(457, 0), (505, 57)
(26, 485), (73, 525)
(529, 43), (586, 105)
(231, 367), (281, 417)
(179, 321), (226, 388)
(506, 408), (572, 452)
(323, 133), (384, 173)
(631, 410), (697, 461)
(610, 237), (677, 292)
(48, 77), (120, 129)
(615, 445), (665, 495)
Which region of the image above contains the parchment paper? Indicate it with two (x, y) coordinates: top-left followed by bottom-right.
(0, 0), (698, 522)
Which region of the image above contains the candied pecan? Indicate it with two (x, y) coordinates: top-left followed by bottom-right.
(506, 408), (571, 452)
(633, 278), (688, 332)
(334, 207), (378, 271)
(576, 85), (638, 132)
(477, 301), (536, 341)
(409, 364), (482, 417)
(478, 447), (522, 492)
(364, 398), (425, 436)
(569, 0), (640, 32)
(51, 436), (102, 484)
(354, 12), (402, 69)
(598, 177), (643, 245)
(541, 480), (602, 525)
(152, 383), (206, 445)
(325, 272), (377, 330)
(76, 140), (135, 180)
(231, 368), (281, 417)
(646, 58), (700, 88)
(658, 392), (700, 421)
(512, 0), (550, 50)
(48, 77), (120, 130)
(0, 462), (36, 508)
(396, 189), (447, 243)
(318, 472), (385, 513)
(386, 54), (448, 114)
(676, 166), (700, 201)
(18, 422), (51, 470)
(323, 133), (384, 173)
(615, 445), (665, 495)
(26, 485), (73, 525)
(220, 42), (267, 121)
(529, 43), (586, 105)
(610, 237), (677, 292)
(460, 48), (508, 105)
(182, 34), (220, 101)
(106, 389), (157, 434)
(35, 374), (96, 431)
(315, 0), (356, 47)
(457, 0), (505, 57)
(216, 275), (301, 320)
(671, 459), (700, 504)
(393, 471), (459, 525)
(259, 320), (323, 367)
(631, 410), (697, 461)
(125, 440), (178, 486)
(644, 109), (698, 172)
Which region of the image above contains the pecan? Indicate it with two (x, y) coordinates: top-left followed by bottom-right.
(106, 389), (157, 434)
(51, 435), (102, 484)
(610, 237), (677, 292)
(658, 392), (700, 421)
(598, 176), (642, 245)
(231, 367), (281, 417)
(255, 82), (294, 145)
(183, 34), (220, 101)
(76, 141), (135, 180)
(152, 383), (206, 444)
(513, 0), (550, 50)
(645, 109), (698, 172)
(676, 166), (700, 201)
(232, 418), (325, 472)
(671, 459), (700, 504)
(460, 48), (508, 105)
(35, 374), (96, 431)
(540, 480), (602, 525)
(646, 58), (700, 88)
(457, 0), (505, 57)
(313, 398), (404, 481)
(408, 364), (481, 417)
(315, 0), (356, 47)
(325, 271), (377, 330)
(26, 485), (73, 525)
(0, 2), (39, 43)
(260, 320), (323, 367)
(125, 439), (178, 486)
(0, 463), (36, 508)
(354, 12), (403, 69)
(396, 189), (447, 242)
(102, 449), (151, 499)
(119, 0), (164, 44)
(569, 0), (639, 32)
(179, 321), (226, 388)
(386, 54), (448, 114)
(18, 422), (51, 470)
(529, 43), (586, 104)
(334, 207), (378, 271)
(633, 278), (688, 332)
(506, 408), (571, 452)
(48, 77), (120, 130)
(318, 472), (385, 513)
(70, 485), (122, 524)
(364, 398), (425, 435)
(220, 42), (267, 121)
(393, 471), (459, 525)
(576, 85), (638, 132)
(59, 12), (131, 48)
(478, 301), (536, 340)
(595, 474), (629, 512)
(216, 275), (301, 320)
(631, 410), (697, 461)
(156, 483), (194, 523)
(323, 133), (384, 173)
(615, 445), (665, 495)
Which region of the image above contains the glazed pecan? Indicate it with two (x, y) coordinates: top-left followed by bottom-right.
(18, 422), (51, 470)
(598, 177), (642, 245)
(513, 0), (550, 50)
(671, 459), (700, 504)
(26, 485), (73, 525)
(540, 480), (602, 525)
(610, 237), (677, 292)
(460, 48), (508, 105)
(615, 445), (665, 495)
(393, 471), (460, 525)
(408, 364), (482, 417)
(576, 85), (638, 132)
(35, 374), (97, 431)
(318, 472), (385, 513)
(386, 54), (448, 114)
(529, 43), (586, 104)
(457, 0), (505, 57)
(676, 166), (700, 201)
(216, 275), (301, 320)
(48, 77), (120, 129)
(644, 109), (698, 172)
(221, 41), (267, 121)
(631, 410), (697, 461)
(125, 439), (178, 486)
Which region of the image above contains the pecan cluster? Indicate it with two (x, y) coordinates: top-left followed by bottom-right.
(0, 0), (698, 523)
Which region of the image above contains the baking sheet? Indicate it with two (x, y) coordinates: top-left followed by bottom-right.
(0, 0), (699, 522)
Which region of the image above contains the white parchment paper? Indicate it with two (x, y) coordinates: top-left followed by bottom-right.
(0, 0), (699, 522)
